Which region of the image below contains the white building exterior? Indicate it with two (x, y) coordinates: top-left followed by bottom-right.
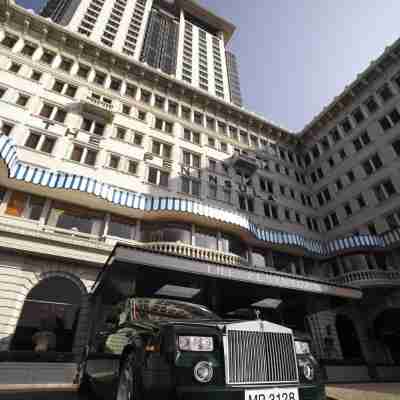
(0, 0), (399, 390)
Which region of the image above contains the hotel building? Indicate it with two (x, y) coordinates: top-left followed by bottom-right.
(0, 0), (399, 388)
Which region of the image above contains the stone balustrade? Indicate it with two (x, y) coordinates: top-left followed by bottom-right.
(329, 269), (400, 286)
(138, 241), (243, 266)
(85, 95), (114, 111)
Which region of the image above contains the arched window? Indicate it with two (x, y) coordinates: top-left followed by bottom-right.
(335, 314), (363, 361)
(11, 276), (82, 354)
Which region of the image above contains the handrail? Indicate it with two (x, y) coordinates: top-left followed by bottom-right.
(139, 241), (243, 266)
(329, 269), (400, 285)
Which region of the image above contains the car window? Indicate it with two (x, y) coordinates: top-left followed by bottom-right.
(130, 298), (220, 321)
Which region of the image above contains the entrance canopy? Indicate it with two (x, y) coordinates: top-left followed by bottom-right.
(91, 244), (362, 316)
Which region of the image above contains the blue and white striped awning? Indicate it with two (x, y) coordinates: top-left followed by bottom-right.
(0, 134), (390, 256)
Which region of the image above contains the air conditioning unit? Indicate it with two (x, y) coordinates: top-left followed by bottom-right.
(163, 159), (172, 169)
(144, 152), (153, 161)
(89, 135), (101, 146)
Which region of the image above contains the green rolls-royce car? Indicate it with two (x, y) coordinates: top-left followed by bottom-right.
(81, 297), (326, 400)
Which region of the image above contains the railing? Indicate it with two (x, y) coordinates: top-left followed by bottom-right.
(85, 95), (114, 111)
(329, 269), (400, 286)
(139, 241), (243, 266)
(42, 225), (100, 241)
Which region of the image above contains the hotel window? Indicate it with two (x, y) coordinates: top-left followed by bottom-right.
(335, 179), (343, 192)
(128, 160), (138, 175)
(352, 107), (365, 124)
(392, 139), (400, 156)
(340, 117), (352, 134)
(5, 191), (45, 221)
(321, 137), (330, 151)
(107, 215), (136, 240)
(81, 117), (105, 136)
(338, 148), (346, 160)
(264, 203), (278, 219)
(52, 80), (77, 98)
(364, 96), (379, 114)
(70, 145), (98, 166)
(138, 110), (147, 122)
(148, 167), (169, 187)
(39, 103), (67, 123)
(140, 89), (151, 104)
(21, 42), (37, 57)
(47, 201), (104, 235)
(344, 202), (352, 216)
(181, 176), (201, 197)
(374, 179), (397, 202)
(217, 121), (227, 135)
(16, 94), (30, 107)
(0, 87), (6, 99)
(151, 140), (172, 159)
(182, 150), (201, 168)
(168, 101), (178, 115)
(93, 70), (106, 85)
(220, 142), (228, 153)
(155, 96), (165, 110)
(386, 209), (400, 229)
(239, 131), (249, 145)
(59, 57), (74, 73)
(108, 154), (120, 169)
(223, 181), (232, 202)
(356, 194), (366, 209)
(154, 118), (173, 134)
(1, 121), (14, 136)
(208, 159), (217, 172)
(230, 126), (238, 141)
(362, 153), (383, 176)
(183, 129), (200, 145)
(122, 104), (131, 115)
(8, 62), (21, 73)
(125, 83), (137, 98)
(353, 131), (370, 151)
(284, 208), (291, 221)
(250, 136), (259, 148)
(25, 131), (56, 154)
(329, 127), (341, 143)
(30, 70), (42, 81)
(346, 170), (355, 183)
(238, 195), (254, 213)
(40, 49), (55, 65)
(208, 137), (216, 148)
(206, 117), (215, 131)
(377, 83), (394, 103)
(109, 77), (122, 92)
(379, 115), (392, 131)
(1, 33), (18, 49)
(194, 112), (203, 125)
(182, 107), (191, 121)
(76, 63), (91, 79)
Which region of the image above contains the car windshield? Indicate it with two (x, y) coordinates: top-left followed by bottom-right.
(130, 298), (220, 321)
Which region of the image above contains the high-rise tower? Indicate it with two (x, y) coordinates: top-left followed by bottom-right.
(39, 0), (243, 105)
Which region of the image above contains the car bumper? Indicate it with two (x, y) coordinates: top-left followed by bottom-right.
(176, 383), (326, 400)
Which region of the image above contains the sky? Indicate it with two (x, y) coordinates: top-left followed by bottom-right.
(15, 0), (400, 132)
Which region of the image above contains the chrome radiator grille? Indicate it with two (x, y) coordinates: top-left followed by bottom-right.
(225, 330), (298, 385)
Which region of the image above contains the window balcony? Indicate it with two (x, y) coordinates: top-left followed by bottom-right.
(80, 94), (114, 122)
(329, 269), (400, 287)
(225, 153), (259, 175)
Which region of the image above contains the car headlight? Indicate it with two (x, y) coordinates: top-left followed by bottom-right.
(295, 340), (311, 355)
(298, 358), (315, 381)
(178, 336), (214, 352)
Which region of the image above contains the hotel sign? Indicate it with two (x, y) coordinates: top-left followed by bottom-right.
(116, 247), (362, 300)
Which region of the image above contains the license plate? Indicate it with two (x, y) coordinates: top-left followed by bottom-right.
(245, 387), (299, 400)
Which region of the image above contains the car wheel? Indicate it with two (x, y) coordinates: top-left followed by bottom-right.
(116, 352), (141, 400)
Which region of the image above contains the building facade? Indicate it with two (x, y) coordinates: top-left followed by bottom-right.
(0, 0), (399, 387)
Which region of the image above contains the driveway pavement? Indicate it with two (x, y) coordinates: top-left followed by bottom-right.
(327, 383), (400, 400)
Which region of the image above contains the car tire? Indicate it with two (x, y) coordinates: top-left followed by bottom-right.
(116, 352), (142, 400)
